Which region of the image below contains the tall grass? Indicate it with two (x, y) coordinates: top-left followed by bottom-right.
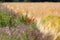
(0, 7), (54, 40)
(0, 8), (42, 40)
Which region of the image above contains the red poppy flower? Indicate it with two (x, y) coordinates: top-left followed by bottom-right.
(26, 18), (31, 23)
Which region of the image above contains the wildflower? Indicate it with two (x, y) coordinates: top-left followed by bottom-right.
(26, 18), (31, 23)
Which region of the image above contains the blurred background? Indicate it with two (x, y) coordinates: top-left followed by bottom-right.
(0, 0), (60, 2)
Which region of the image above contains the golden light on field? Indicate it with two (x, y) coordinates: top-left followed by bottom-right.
(1, 3), (60, 40)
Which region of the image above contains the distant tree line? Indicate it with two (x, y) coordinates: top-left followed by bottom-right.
(0, 0), (60, 2)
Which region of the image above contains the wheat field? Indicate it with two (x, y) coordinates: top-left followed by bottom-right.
(1, 3), (60, 40)
(2, 2), (60, 17)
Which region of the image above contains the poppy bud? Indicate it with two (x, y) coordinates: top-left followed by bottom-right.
(32, 18), (35, 21)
